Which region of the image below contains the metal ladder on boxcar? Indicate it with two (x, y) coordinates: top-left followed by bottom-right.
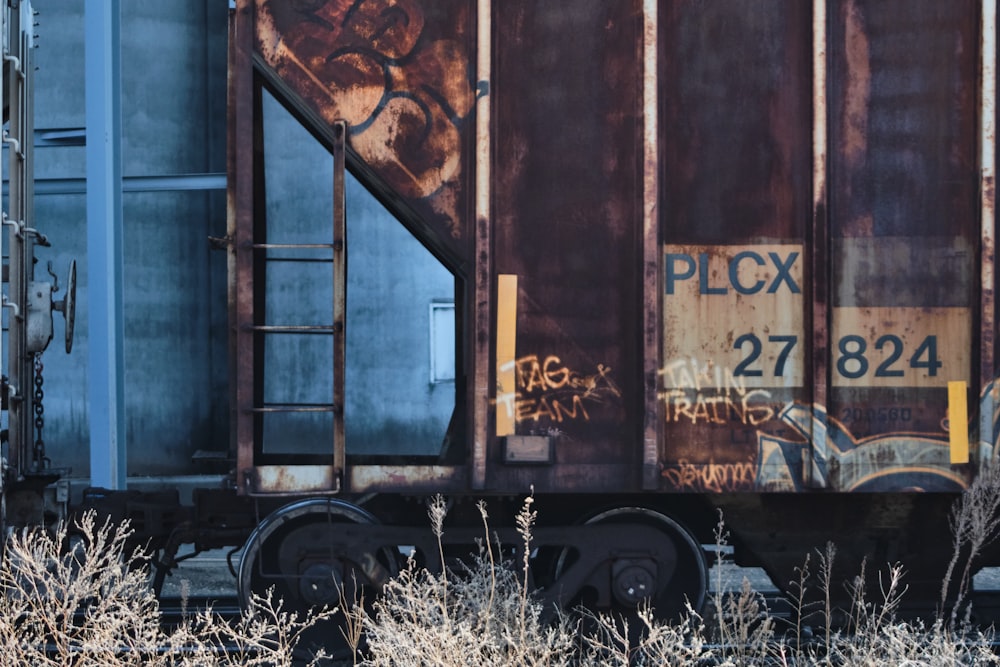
(235, 116), (347, 495)
(1, 0), (74, 531)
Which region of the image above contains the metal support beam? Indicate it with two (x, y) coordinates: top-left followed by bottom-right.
(7, 173), (227, 195)
(981, 0), (998, 462)
(808, 0), (829, 486)
(85, 0), (126, 489)
(640, 0), (659, 490)
(471, 0), (491, 489)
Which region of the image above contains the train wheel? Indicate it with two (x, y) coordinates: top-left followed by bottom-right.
(560, 507), (708, 620)
(237, 498), (397, 657)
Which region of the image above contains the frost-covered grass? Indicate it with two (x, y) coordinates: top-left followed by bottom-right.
(2, 470), (1000, 665)
(0, 512), (336, 666)
(347, 494), (997, 666)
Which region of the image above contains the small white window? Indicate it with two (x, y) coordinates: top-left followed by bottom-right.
(429, 301), (455, 383)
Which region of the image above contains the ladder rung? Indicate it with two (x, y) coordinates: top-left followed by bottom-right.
(261, 257), (333, 263)
(250, 404), (339, 413)
(248, 325), (337, 334)
(253, 243), (335, 249)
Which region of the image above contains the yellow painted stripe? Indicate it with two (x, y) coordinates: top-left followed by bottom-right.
(496, 275), (518, 436)
(948, 380), (969, 464)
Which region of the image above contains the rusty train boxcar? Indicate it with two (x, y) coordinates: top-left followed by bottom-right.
(223, 0), (999, 621)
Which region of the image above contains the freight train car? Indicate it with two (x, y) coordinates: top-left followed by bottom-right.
(207, 0), (1000, 620)
(6, 0), (1000, 631)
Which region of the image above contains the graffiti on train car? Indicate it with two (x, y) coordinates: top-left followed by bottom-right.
(661, 399), (973, 493)
(755, 403), (968, 492)
(659, 357), (778, 426)
(497, 354), (622, 425)
(257, 0), (479, 235)
(983, 380), (1000, 450)
(661, 458), (757, 493)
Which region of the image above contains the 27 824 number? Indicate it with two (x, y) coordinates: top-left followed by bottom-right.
(732, 333), (942, 379)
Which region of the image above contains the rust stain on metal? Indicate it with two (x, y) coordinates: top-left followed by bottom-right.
(226, 1), (993, 498)
(254, 0), (476, 242)
(231, 1), (258, 494)
(349, 465), (464, 493)
(472, 0), (491, 488)
(981, 0), (996, 389)
(641, 0), (660, 488)
(981, 228), (996, 383)
(810, 0), (829, 434)
(486, 1), (637, 476)
(840, 0), (869, 170)
(252, 465), (339, 495)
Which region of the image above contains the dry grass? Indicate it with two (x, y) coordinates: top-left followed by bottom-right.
(349, 492), (997, 666)
(0, 478), (998, 665)
(941, 464), (1000, 624)
(0, 511), (337, 666)
(353, 496), (578, 666)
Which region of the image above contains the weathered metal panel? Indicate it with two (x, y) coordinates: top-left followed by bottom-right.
(658, 0), (983, 493)
(662, 244), (807, 389)
(979, 0), (997, 459)
(471, 0), (492, 491)
(251, 464), (340, 495)
(231, 0), (993, 497)
(825, 0), (979, 490)
(488, 1), (640, 492)
(659, 1), (813, 492)
(252, 0), (476, 265)
(332, 121), (347, 476)
(348, 464), (465, 493)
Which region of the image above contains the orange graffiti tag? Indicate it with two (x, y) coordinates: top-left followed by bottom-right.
(661, 459), (757, 493)
(509, 354), (621, 425)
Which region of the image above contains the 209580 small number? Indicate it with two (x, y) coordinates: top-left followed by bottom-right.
(841, 406), (913, 423)
(836, 334), (941, 380)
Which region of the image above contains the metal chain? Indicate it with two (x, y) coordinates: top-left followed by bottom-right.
(33, 354), (47, 469)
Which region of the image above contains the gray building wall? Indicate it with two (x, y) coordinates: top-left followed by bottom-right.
(259, 91), (455, 459)
(18, 1), (453, 478)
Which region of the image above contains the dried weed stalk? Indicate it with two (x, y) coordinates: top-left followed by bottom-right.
(579, 602), (714, 667)
(2, 491), (999, 666)
(941, 463), (1000, 624)
(359, 494), (576, 667)
(0, 510), (336, 666)
(707, 510), (781, 665)
(825, 562), (992, 666)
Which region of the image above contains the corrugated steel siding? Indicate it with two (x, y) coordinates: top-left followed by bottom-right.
(237, 0), (990, 495)
(826, 0), (978, 490)
(489, 1), (641, 492)
(659, 1), (813, 492)
(658, 0), (980, 492)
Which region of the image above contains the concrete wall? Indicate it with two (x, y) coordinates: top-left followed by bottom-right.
(18, 1), (452, 478)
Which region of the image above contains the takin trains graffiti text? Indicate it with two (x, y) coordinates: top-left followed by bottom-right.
(659, 357), (777, 426)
